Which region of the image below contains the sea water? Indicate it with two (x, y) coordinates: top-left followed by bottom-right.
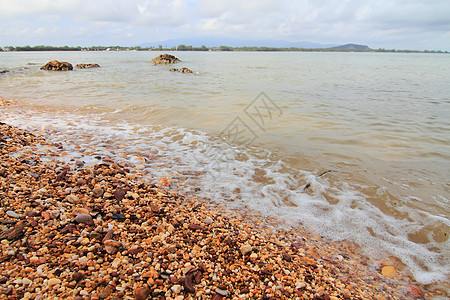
(1, 51), (449, 284)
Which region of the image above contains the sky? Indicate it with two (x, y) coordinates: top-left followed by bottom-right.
(0, 0), (449, 50)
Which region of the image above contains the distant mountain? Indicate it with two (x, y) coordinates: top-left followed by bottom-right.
(139, 38), (338, 49)
(330, 44), (370, 50)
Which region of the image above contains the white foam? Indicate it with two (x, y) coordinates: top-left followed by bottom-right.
(2, 108), (449, 284)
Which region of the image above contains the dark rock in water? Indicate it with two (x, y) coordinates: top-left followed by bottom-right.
(75, 63), (100, 69)
(0, 70), (9, 74)
(151, 54), (180, 65)
(40, 60), (73, 71)
(179, 67), (193, 73)
(170, 67), (193, 74)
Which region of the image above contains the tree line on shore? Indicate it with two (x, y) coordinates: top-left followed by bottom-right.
(0, 44), (447, 54)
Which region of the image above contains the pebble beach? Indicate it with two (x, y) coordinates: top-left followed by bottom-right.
(1, 96), (446, 299)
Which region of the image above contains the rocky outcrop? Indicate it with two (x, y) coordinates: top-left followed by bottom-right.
(40, 60), (73, 71)
(75, 63), (100, 69)
(169, 67), (193, 74)
(151, 54), (180, 65)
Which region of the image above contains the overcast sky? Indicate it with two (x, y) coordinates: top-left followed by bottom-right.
(0, 0), (449, 50)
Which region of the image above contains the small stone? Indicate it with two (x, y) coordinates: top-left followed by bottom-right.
(49, 210), (60, 219)
(80, 238), (90, 245)
(135, 287), (151, 300)
(171, 284), (182, 294)
(6, 211), (21, 218)
(103, 192), (113, 199)
(282, 253), (293, 262)
(215, 288), (229, 296)
(114, 189), (126, 201)
(407, 285), (424, 299)
(66, 194), (80, 204)
(26, 211), (39, 217)
(72, 272), (84, 282)
(240, 244), (252, 256)
(381, 266), (396, 278)
(204, 217), (213, 225)
(189, 224), (205, 231)
(75, 213), (93, 225)
(22, 278), (32, 285)
(92, 187), (104, 198)
(212, 294), (223, 300)
(111, 258), (121, 269)
(47, 278), (61, 287)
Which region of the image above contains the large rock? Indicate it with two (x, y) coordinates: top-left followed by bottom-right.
(40, 60), (73, 71)
(151, 54), (180, 65)
(75, 63), (100, 69)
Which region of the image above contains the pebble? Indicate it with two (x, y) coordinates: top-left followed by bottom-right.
(381, 266), (396, 278)
(171, 284), (182, 294)
(215, 288), (229, 296)
(66, 194), (80, 204)
(6, 211), (21, 218)
(74, 213), (93, 225)
(47, 278), (61, 288)
(92, 187), (104, 198)
(135, 287), (151, 300)
(240, 244), (253, 256)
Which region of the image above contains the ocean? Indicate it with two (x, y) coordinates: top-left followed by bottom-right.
(1, 51), (449, 285)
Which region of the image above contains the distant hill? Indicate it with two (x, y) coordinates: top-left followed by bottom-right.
(139, 38), (338, 49)
(330, 44), (370, 50)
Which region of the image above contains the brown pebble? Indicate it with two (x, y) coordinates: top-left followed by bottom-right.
(150, 203), (161, 214)
(0, 223), (25, 240)
(407, 285), (424, 299)
(26, 211), (40, 217)
(114, 189), (126, 201)
(134, 287), (151, 300)
(75, 213), (94, 225)
(41, 211), (51, 221)
(183, 272), (195, 293)
(282, 253), (293, 262)
(188, 224), (205, 231)
(128, 247), (144, 256)
(92, 187), (104, 198)
(212, 294), (223, 300)
(72, 272), (85, 282)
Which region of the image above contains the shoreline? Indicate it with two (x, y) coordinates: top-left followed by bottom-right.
(0, 120), (444, 299)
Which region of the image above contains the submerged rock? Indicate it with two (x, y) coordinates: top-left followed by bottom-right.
(75, 63), (100, 69)
(151, 54), (180, 65)
(40, 60), (73, 71)
(170, 67), (193, 74)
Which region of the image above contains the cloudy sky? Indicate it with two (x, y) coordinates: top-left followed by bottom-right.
(0, 0), (449, 50)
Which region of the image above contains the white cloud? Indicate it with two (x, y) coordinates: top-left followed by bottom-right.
(0, 0), (449, 49)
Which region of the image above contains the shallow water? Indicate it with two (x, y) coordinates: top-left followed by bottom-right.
(1, 51), (449, 284)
